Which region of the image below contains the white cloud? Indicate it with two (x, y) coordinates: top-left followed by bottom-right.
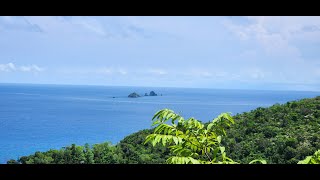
(0, 63), (16, 72)
(0, 63), (44, 73)
(223, 16), (320, 85)
(224, 17), (301, 58)
(223, 16), (320, 59)
(147, 68), (168, 75)
(98, 67), (113, 74)
(20, 65), (44, 72)
(96, 67), (128, 75)
(118, 68), (127, 75)
(188, 69), (226, 78)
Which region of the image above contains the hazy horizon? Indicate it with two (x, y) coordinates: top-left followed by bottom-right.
(1, 82), (320, 93)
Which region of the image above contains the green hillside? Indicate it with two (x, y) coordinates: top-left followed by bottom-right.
(225, 96), (320, 164)
(7, 96), (320, 164)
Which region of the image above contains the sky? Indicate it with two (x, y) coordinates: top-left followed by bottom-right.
(0, 16), (320, 91)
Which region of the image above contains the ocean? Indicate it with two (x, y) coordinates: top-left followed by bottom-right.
(0, 83), (319, 163)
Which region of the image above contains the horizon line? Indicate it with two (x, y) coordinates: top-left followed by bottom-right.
(1, 82), (320, 93)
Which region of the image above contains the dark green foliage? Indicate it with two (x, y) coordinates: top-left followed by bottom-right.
(8, 96), (320, 164)
(314, 110), (320, 118)
(11, 129), (170, 164)
(117, 129), (171, 164)
(68, 144), (86, 164)
(7, 159), (19, 164)
(92, 142), (124, 164)
(224, 97), (320, 164)
(84, 143), (94, 164)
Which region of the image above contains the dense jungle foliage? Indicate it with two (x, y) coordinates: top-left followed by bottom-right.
(224, 96), (320, 164)
(7, 96), (320, 164)
(7, 129), (170, 164)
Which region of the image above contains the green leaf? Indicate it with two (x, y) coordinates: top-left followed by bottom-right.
(162, 136), (167, 146)
(173, 137), (179, 145)
(166, 112), (174, 120)
(207, 147), (211, 153)
(151, 120), (160, 126)
(212, 117), (219, 124)
(154, 124), (163, 133)
(217, 136), (222, 143)
(211, 147), (219, 161)
(152, 139), (157, 147)
(249, 159), (267, 164)
(152, 109), (165, 120)
(298, 156), (312, 164)
(189, 157), (200, 164)
(222, 129), (226, 136)
(144, 134), (155, 145)
(186, 130), (190, 135)
(154, 135), (161, 144)
(162, 111), (169, 122)
(220, 146), (225, 154)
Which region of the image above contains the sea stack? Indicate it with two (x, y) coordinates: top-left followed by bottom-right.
(128, 92), (140, 98)
(149, 91), (157, 96)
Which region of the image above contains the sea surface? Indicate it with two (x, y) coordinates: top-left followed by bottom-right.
(0, 83), (319, 163)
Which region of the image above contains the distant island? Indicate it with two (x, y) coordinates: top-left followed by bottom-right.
(128, 92), (140, 98)
(128, 91), (161, 98)
(149, 91), (157, 96)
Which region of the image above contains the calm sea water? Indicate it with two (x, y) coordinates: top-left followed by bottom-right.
(0, 83), (319, 163)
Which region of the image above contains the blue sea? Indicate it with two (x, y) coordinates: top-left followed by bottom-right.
(0, 83), (319, 163)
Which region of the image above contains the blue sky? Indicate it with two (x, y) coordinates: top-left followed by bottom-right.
(0, 16), (320, 91)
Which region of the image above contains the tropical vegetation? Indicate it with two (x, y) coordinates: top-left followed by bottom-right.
(7, 96), (320, 164)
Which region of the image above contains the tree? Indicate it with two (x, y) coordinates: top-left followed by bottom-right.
(64, 144), (86, 164)
(84, 143), (94, 164)
(93, 142), (116, 163)
(145, 108), (238, 164)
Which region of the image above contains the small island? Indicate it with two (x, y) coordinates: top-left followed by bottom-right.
(149, 91), (157, 96)
(128, 92), (140, 98)
(129, 91), (160, 98)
